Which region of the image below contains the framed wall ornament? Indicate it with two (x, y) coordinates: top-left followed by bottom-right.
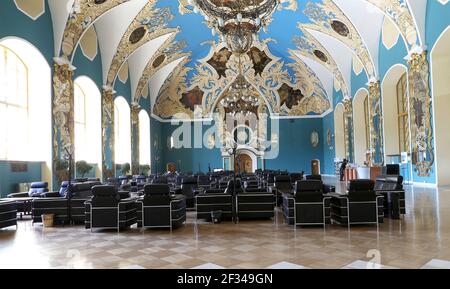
(311, 131), (319, 148)
(327, 128), (332, 147)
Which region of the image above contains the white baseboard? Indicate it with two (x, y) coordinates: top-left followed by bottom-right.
(412, 182), (437, 188)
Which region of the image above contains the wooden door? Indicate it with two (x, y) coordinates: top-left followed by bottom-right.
(235, 153), (253, 174)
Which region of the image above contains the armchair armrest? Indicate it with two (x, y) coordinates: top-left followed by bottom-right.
(7, 192), (29, 198)
(327, 192), (347, 199)
(40, 191), (61, 198)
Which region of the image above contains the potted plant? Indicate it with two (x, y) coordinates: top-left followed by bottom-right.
(120, 162), (131, 176)
(54, 159), (69, 183)
(76, 160), (93, 178)
(139, 164), (151, 176)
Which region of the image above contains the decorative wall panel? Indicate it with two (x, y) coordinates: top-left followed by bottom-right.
(52, 63), (74, 184)
(102, 88), (115, 180)
(408, 51), (434, 177)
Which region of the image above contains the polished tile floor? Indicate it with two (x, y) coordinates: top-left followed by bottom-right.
(1, 179), (450, 269)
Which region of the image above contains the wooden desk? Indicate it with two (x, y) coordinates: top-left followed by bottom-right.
(344, 168), (358, 181)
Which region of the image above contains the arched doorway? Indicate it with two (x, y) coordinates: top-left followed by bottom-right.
(431, 26), (450, 186)
(334, 103), (346, 159)
(235, 153), (253, 174)
(353, 89), (370, 165)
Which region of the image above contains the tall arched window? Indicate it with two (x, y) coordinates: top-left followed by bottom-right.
(0, 45), (28, 160)
(0, 39), (51, 166)
(74, 76), (101, 175)
(138, 110), (151, 166)
(114, 97), (131, 166)
(396, 73), (409, 153)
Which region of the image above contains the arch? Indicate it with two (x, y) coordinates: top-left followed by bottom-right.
(334, 103), (346, 159)
(114, 96), (131, 166)
(381, 64), (409, 160)
(74, 76), (102, 178)
(431, 25), (450, 186)
(353, 88), (370, 165)
(138, 109), (151, 166)
(0, 37), (52, 186)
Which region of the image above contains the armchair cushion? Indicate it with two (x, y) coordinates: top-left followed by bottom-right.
(7, 192), (29, 198)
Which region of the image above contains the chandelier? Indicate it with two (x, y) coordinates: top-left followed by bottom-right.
(220, 75), (261, 116)
(189, 0), (279, 54)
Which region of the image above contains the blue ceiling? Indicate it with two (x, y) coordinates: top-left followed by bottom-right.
(154, 0), (315, 81)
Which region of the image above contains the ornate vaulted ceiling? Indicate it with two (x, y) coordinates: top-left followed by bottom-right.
(48, 0), (426, 120)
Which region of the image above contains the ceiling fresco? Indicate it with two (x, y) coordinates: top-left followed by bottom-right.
(48, 0), (424, 120)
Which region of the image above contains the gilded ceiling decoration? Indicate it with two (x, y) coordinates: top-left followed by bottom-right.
(293, 27), (349, 97)
(365, 0), (419, 50)
(134, 34), (190, 103)
(105, 1), (177, 87)
(302, 0), (376, 79)
(153, 39), (331, 119)
(60, 0), (130, 62)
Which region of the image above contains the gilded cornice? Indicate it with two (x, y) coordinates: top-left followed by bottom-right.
(303, 0), (376, 79)
(106, 2), (176, 87)
(61, 0), (130, 62)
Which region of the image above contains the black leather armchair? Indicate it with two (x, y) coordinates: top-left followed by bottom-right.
(195, 188), (232, 221)
(32, 181), (101, 224)
(0, 200), (17, 230)
(330, 180), (384, 227)
(181, 177), (200, 209)
(282, 180), (330, 226)
(290, 172), (304, 185)
(8, 181), (49, 198)
(136, 184), (186, 230)
(237, 188), (275, 220)
(374, 175), (405, 219)
(270, 175), (292, 206)
(85, 185), (137, 232)
(197, 175), (211, 190)
(305, 175), (335, 193)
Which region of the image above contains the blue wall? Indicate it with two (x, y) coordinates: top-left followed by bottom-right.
(265, 118), (324, 174)
(0, 161), (42, 197)
(161, 121), (223, 173)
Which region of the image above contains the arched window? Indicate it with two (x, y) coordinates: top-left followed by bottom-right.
(114, 97), (131, 165)
(396, 73), (409, 153)
(0, 39), (51, 164)
(138, 110), (151, 165)
(74, 76), (101, 173)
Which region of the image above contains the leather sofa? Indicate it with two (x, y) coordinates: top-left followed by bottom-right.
(85, 185), (137, 232)
(374, 175), (405, 219)
(330, 180), (384, 226)
(32, 181), (101, 224)
(0, 200), (17, 230)
(136, 184), (186, 229)
(282, 180), (331, 226)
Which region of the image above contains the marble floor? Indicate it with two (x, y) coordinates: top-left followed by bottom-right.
(1, 180), (450, 269)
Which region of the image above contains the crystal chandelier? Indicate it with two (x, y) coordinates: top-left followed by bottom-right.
(220, 75), (261, 116)
(188, 0), (279, 54)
